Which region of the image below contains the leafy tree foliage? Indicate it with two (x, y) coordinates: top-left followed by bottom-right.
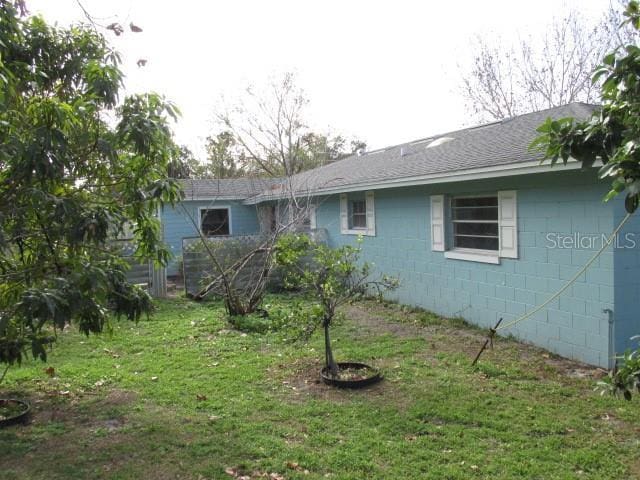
(167, 145), (198, 179)
(0, 2), (181, 372)
(204, 131), (244, 178)
(299, 132), (366, 168)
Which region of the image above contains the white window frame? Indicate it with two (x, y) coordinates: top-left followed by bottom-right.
(431, 191), (517, 264)
(340, 191), (375, 236)
(198, 206), (232, 237)
(309, 205), (317, 230)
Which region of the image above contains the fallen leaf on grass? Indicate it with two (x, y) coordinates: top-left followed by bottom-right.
(225, 467), (284, 479)
(196, 394), (207, 401)
(44, 366), (55, 377)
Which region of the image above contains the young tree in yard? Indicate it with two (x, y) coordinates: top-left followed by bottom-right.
(275, 234), (398, 376)
(214, 72), (366, 177)
(0, 2), (181, 379)
(461, 2), (635, 121)
(534, 1), (640, 398)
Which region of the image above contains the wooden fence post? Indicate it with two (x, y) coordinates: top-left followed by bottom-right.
(150, 262), (167, 298)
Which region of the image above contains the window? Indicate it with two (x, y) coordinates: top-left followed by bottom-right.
(340, 192), (375, 236)
(200, 208), (230, 236)
(350, 200), (367, 229)
(451, 196), (499, 251)
(430, 191), (518, 263)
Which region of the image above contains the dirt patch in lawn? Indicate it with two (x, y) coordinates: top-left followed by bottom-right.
(103, 389), (138, 406)
(342, 301), (607, 381)
(0, 390), (192, 480)
(275, 355), (397, 406)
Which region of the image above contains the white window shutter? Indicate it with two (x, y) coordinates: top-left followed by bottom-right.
(498, 190), (518, 258)
(365, 191), (376, 236)
(430, 195), (445, 251)
(340, 194), (348, 233)
(309, 205), (317, 229)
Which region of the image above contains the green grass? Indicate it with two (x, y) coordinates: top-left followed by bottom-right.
(1, 295), (639, 479)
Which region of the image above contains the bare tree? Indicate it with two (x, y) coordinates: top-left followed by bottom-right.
(180, 187), (317, 315)
(184, 73), (364, 315)
(214, 72), (365, 177)
(461, 2), (637, 121)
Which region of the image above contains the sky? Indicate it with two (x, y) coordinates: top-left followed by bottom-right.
(27, 0), (612, 160)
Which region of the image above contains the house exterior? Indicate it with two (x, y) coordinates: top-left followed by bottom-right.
(164, 103), (639, 368)
(161, 178), (281, 275)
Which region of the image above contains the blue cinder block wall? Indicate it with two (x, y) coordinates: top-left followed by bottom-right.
(613, 200), (640, 357)
(315, 169), (627, 367)
(162, 200), (261, 275)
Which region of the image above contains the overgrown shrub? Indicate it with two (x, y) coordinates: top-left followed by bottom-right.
(227, 297), (323, 339)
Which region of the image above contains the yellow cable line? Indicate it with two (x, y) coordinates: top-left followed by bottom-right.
(496, 212), (633, 332)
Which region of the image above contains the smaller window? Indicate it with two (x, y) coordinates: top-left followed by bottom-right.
(350, 200), (367, 229)
(340, 192), (374, 236)
(451, 196), (498, 251)
(200, 208), (230, 236)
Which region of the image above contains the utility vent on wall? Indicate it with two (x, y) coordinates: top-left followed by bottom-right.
(426, 137), (454, 148)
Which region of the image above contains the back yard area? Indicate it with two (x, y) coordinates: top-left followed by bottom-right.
(1, 296), (639, 480)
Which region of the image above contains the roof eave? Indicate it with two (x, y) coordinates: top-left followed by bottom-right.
(242, 158), (593, 204)
(179, 195), (249, 202)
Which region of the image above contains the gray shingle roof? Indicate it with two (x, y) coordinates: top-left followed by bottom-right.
(182, 103), (598, 203)
(179, 177), (282, 200)
(247, 102), (597, 202)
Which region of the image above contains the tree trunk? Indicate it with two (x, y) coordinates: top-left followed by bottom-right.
(324, 320), (339, 376)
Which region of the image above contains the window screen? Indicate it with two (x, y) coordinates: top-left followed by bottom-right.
(350, 200), (367, 229)
(452, 196), (499, 251)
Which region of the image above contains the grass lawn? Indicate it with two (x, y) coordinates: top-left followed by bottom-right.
(1, 295), (639, 479)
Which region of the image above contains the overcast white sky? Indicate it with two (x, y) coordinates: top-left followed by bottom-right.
(28, 0), (611, 159)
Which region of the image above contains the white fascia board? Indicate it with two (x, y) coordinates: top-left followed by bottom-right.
(182, 195), (246, 202)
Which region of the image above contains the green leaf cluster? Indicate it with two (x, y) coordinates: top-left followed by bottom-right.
(275, 234), (399, 328)
(598, 337), (640, 400)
